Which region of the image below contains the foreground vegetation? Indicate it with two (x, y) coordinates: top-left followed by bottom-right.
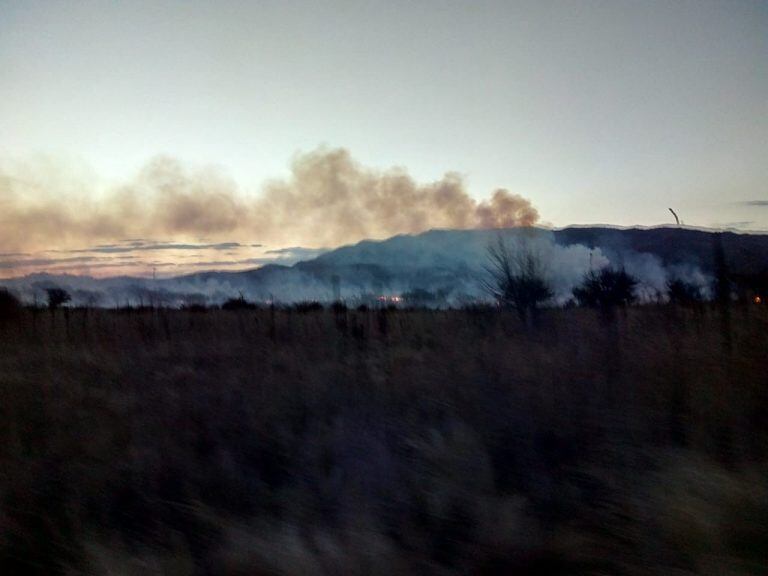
(1, 304), (767, 575)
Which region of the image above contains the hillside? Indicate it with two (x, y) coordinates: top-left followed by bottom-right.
(2, 226), (767, 305)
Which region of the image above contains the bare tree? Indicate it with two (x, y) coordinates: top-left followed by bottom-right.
(482, 235), (553, 320)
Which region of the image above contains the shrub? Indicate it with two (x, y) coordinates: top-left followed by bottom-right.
(180, 303), (209, 313)
(573, 267), (638, 308)
(222, 295), (258, 311)
(293, 301), (323, 313)
(667, 278), (704, 305)
(45, 287), (71, 310)
(0, 288), (22, 321)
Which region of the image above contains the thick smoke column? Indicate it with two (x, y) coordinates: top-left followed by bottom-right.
(476, 189), (539, 229)
(0, 148), (539, 255)
(254, 148), (538, 246)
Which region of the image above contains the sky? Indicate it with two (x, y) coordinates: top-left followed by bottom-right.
(1, 0), (767, 277)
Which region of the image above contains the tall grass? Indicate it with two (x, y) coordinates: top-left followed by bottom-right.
(1, 305), (766, 575)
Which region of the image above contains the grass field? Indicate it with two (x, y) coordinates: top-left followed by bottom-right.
(1, 304), (767, 575)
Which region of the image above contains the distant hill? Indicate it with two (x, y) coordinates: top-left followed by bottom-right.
(552, 226), (768, 274)
(2, 226), (767, 305)
(305, 225), (768, 272)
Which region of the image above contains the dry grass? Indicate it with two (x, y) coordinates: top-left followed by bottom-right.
(1, 304), (767, 575)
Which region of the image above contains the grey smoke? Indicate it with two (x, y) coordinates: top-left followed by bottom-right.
(0, 228), (715, 308)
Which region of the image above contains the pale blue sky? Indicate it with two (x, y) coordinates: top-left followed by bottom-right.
(2, 0), (767, 230)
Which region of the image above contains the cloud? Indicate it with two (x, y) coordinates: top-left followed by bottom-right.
(45, 262), (155, 271)
(66, 241), (244, 254)
(0, 147), (539, 258)
(265, 246), (329, 259)
(187, 260), (264, 268)
(737, 200), (768, 207)
(0, 256), (101, 270)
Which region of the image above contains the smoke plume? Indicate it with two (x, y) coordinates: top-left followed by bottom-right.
(0, 148), (538, 255)
(253, 148), (538, 246)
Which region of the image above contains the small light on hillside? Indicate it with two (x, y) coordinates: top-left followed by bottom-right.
(377, 295), (403, 304)
(755, 296), (762, 304)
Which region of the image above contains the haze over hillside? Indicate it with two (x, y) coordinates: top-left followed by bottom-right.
(2, 226), (766, 307)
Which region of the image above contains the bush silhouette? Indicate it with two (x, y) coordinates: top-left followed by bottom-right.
(222, 294), (258, 310)
(293, 301), (323, 313)
(667, 278), (704, 305)
(573, 267), (638, 308)
(45, 287), (71, 310)
(0, 288), (22, 321)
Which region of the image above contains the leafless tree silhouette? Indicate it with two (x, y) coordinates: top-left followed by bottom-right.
(482, 236), (552, 320)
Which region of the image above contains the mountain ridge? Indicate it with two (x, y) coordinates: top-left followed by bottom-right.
(2, 226), (767, 305)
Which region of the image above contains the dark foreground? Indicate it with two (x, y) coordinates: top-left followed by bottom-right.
(1, 305), (767, 575)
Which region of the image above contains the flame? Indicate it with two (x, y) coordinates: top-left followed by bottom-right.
(755, 295), (762, 304)
(377, 295), (403, 304)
